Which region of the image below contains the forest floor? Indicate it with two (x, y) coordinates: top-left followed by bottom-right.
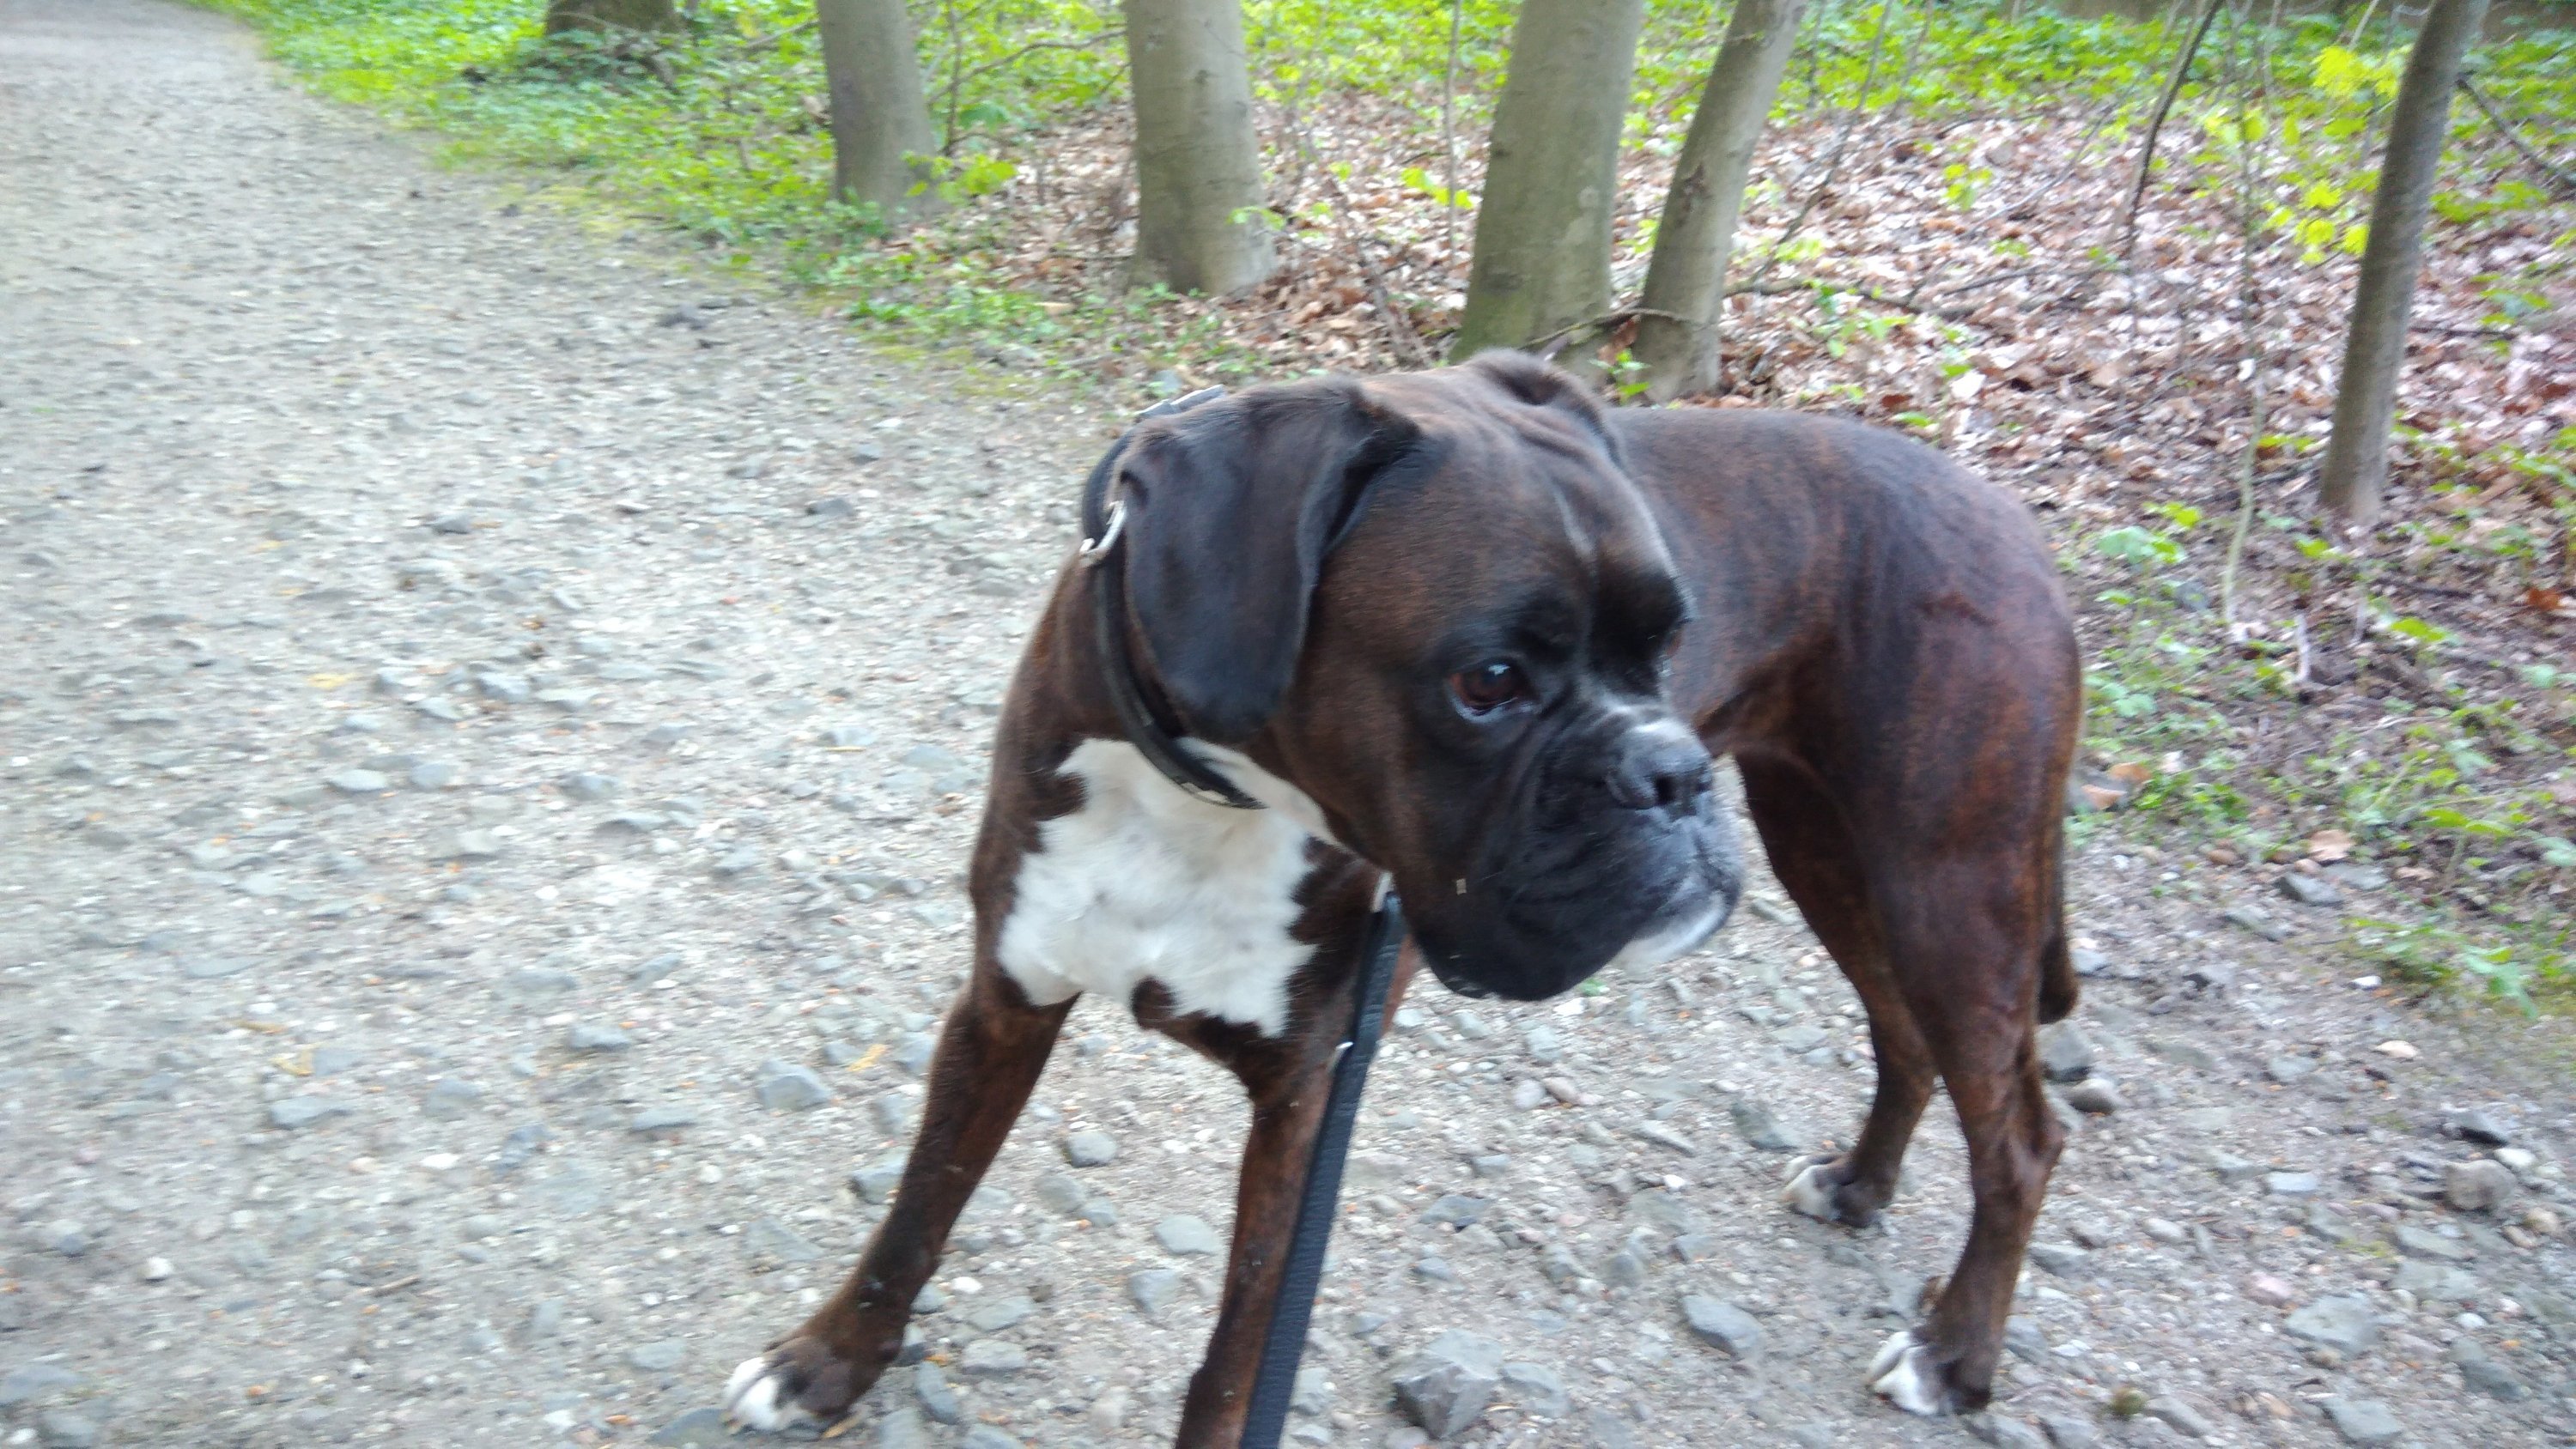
(4, 3), (2576, 1449)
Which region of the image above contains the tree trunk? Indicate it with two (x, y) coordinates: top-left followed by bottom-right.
(1450, 0), (1648, 363)
(2318, 0), (2487, 525)
(1631, 0), (1804, 401)
(1124, 0), (1275, 295)
(817, 0), (945, 223)
(544, 0), (678, 35)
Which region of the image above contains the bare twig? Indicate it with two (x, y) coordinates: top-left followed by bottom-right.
(1441, 0), (1463, 265)
(2459, 75), (2576, 199)
(1742, 0), (1899, 297)
(737, 15), (814, 53)
(943, 32), (1116, 93)
(2122, 0), (2226, 260)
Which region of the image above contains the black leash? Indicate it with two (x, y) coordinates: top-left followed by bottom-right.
(1240, 894), (1405, 1449)
(1076, 387), (1404, 1446)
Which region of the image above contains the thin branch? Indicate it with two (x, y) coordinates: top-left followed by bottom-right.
(2459, 75), (2576, 200)
(2123, 0), (2226, 259)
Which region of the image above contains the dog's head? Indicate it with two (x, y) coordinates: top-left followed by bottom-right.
(1100, 351), (1741, 1000)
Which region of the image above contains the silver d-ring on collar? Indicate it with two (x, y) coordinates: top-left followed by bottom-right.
(1077, 495), (1127, 567)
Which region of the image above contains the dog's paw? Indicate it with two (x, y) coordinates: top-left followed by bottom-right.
(724, 1354), (820, 1433)
(725, 1336), (868, 1434)
(1867, 1331), (1963, 1416)
(1781, 1156), (1840, 1222)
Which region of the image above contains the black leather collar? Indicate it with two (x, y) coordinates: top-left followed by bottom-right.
(1079, 388), (1264, 811)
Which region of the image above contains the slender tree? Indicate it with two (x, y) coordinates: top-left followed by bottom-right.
(2318, 0), (2488, 525)
(1125, 0), (1275, 295)
(816, 0), (945, 223)
(544, 0), (678, 33)
(1451, 0), (1649, 362)
(1631, 0), (1806, 401)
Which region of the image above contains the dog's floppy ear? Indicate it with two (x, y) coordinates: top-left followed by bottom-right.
(1461, 349), (1624, 464)
(1115, 379), (1419, 743)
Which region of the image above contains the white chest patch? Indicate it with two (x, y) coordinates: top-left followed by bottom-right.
(994, 738), (1325, 1036)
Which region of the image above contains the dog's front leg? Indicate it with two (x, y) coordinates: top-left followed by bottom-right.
(1170, 1038), (1340, 1448)
(726, 962), (1072, 1433)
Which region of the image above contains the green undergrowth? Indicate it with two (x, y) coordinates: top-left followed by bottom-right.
(2075, 495), (2576, 1012)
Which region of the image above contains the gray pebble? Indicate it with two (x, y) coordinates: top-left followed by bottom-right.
(2283, 1294), (2378, 1355)
(1033, 1172), (1084, 1215)
(408, 761), (458, 791)
(327, 768), (389, 794)
(1498, 1361), (1566, 1416)
(1680, 1294), (1761, 1358)
(629, 1340), (685, 1371)
(1064, 1130), (1118, 1167)
(0, 1364), (80, 1409)
(1729, 1098), (1801, 1152)
(755, 1059), (830, 1112)
(914, 1362), (963, 1423)
(957, 1338), (1025, 1376)
(1129, 1268), (1182, 1318)
(2275, 871), (2343, 907)
(559, 771), (621, 801)
(2320, 1397), (2402, 1445)
(876, 1406), (933, 1449)
(422, 1078), (484, 1118)
(1390, 1329), (1503, 1437)
(963, 1294), (1033, 1333)
(269, 1097), (351, 1130)
(565, 1023), (632, 1052)
(1155, 1213), (1222, 1256)
(1522, 1024), (1562, 1064)
(648, 1407), (731, 1446)
(2446, 1159), (2518, 1213)
(2037, 1022), (2093, 1082)
(36, 1411), (98, 1449)
(2142, 1395), (2213, 1438)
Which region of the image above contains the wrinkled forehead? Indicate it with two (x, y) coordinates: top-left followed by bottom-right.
(1324, 375), (1680, 646)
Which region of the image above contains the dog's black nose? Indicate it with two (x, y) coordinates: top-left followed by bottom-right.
(1607, 729), (1714, 815)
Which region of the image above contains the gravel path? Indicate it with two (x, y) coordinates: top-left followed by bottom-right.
(4, 4), (2574, 1447)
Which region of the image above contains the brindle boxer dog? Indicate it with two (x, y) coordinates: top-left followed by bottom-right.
(726, 351), (2081, 1441)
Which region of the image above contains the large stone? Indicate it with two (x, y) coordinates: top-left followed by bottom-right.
(1680, 1294), (1762, 1357)
(2282, 1295), (2377, 1355)
(1390, 1330), (1504, 1438)
(2446, 1159), (2518, 1213)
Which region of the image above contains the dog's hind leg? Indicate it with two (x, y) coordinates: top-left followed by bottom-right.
(726, 962), (1072, 1433)
(1859, 850), (2064, 1416)
(1738, 755), (1935, 1231)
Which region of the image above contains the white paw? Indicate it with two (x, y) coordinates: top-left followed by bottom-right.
(724, 1355), (817, 1433)
(1781, 1161), (1836, 1222)
(1868, 1331), (1948, 1416)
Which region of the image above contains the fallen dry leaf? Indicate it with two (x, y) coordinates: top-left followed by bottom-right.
(2306, 828), (2354, 863)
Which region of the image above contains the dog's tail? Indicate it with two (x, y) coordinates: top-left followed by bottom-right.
(2036, 817), (2078, 1025)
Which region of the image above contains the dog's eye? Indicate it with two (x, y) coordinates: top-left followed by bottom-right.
(1449, 661), (1528, 718)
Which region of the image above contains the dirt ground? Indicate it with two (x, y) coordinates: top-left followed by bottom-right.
(3, 3), (2573, 1446)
